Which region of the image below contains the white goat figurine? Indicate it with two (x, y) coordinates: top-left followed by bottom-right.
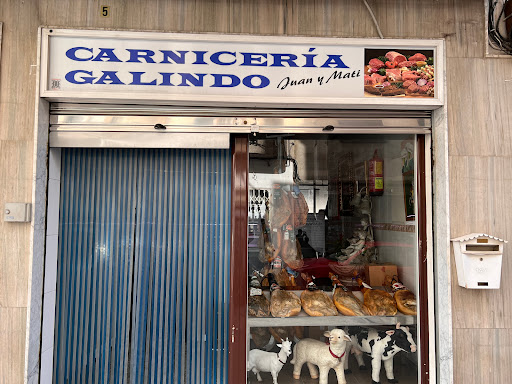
(247, 338), (293, 384)
(291, 328), (351, 384)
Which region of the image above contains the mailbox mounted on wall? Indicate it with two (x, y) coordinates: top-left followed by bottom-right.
(451, 233), (507, 289)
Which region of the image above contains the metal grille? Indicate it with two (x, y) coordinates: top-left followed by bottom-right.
(53, 148), (231, 384)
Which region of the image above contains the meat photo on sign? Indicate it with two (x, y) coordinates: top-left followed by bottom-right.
(364, 48), (434, 98)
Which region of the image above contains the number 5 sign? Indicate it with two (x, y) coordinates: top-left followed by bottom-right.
(101, 5), (110, 17)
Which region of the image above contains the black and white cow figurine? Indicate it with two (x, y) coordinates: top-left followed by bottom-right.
(344, 323), (416, 384)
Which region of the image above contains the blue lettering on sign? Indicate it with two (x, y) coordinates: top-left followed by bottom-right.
(65, 47), (93, 61)
(91, 48), (122, 62)
(178, 73), (206, 86)
(62, 46), (354, 90)
(160, 50), (188, 64)
(159, 72), (175, 86)
(242, 75), (270, 89)
(302, 48), (317, 68)
(65, 70), (95, 84)
(270, 54), (298, 67)
(64, 47), (352, 69)
(320, 55), (349, 68)
(240, 52), (268, 66)
(192, 51), (208, 65)
(211, 74), (241, 87)
(126, 49), (156, 63)
(130, 72), (157, 85)
(95, 71), (125, 84)
(210, 51), (237, 66)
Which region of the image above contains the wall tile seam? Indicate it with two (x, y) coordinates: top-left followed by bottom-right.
(452, 327), (512, 329)
(448, 155), (512, 158)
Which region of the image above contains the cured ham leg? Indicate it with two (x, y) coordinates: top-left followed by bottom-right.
(356, 276), (397, 316)
(299, 273), (338, 317)
(387, 277), (417, 316)
(291, 189), (308, 228)
(329, 273), (368, 316)
(248, 272), (271, 318)
(268, 273), (302, 318)
(281, 237), (304, 270)
(270, 184), (292, 228)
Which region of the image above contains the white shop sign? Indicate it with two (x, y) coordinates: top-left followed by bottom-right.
(40, 29), (443, 108)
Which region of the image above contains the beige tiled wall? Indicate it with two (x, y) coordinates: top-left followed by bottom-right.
(1, 0), (510, 383)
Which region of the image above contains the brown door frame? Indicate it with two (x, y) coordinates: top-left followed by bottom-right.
(228, 135), (249, 384)
(228, 133), (430, 384)
(417, 135), (430, 384)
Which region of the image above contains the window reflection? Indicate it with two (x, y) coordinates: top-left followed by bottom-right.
(247, 134), (419, 384)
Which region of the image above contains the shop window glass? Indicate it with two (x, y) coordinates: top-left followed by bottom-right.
(247, 134), (419, 384)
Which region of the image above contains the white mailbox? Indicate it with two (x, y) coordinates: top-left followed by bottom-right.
(451, 233), (507, 289)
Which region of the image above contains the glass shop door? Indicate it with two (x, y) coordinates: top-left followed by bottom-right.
(244, 133), (429, 384)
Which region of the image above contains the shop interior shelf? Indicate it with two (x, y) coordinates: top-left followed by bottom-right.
(248, 289), (416, 328)
(248, 314), (416, 328)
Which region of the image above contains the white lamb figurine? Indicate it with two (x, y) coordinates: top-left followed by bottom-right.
(247, 338), (293, 384)
(291, 328), (351, 384)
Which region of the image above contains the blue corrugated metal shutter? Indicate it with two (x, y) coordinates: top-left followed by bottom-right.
(53, 148), (231, 384)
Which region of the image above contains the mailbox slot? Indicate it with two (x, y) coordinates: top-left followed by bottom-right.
(465, 245), (499, 252)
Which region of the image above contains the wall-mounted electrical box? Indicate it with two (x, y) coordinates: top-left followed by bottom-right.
(4, 203), (32, 222)
(451, 233), (507, 289)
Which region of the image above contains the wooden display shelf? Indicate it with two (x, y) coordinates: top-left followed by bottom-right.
(248, 290), (416, 327)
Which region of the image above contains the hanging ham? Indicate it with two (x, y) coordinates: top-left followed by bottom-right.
(291, 188), (308, 228)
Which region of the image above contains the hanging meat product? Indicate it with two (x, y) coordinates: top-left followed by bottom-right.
(269, 184), (292, 264)
(270, 184), (292, 228)
(259, 224), (276, 263)
(300, 273), (338, 317)
(291, 187), (309, 228)
(356, 275), (397, 316)
(268, 273), (302, 318)
(281, 236), (304, 270)
(385, 276), (417, 316)
(329, 273), (368, 316)
(268, 184), (305, 270)
(248, 272), (271, 317)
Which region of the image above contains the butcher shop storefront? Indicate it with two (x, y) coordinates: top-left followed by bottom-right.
(34, 29), (447, 384)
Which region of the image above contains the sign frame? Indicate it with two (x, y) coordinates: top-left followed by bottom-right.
(40, 28), (444, 110)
